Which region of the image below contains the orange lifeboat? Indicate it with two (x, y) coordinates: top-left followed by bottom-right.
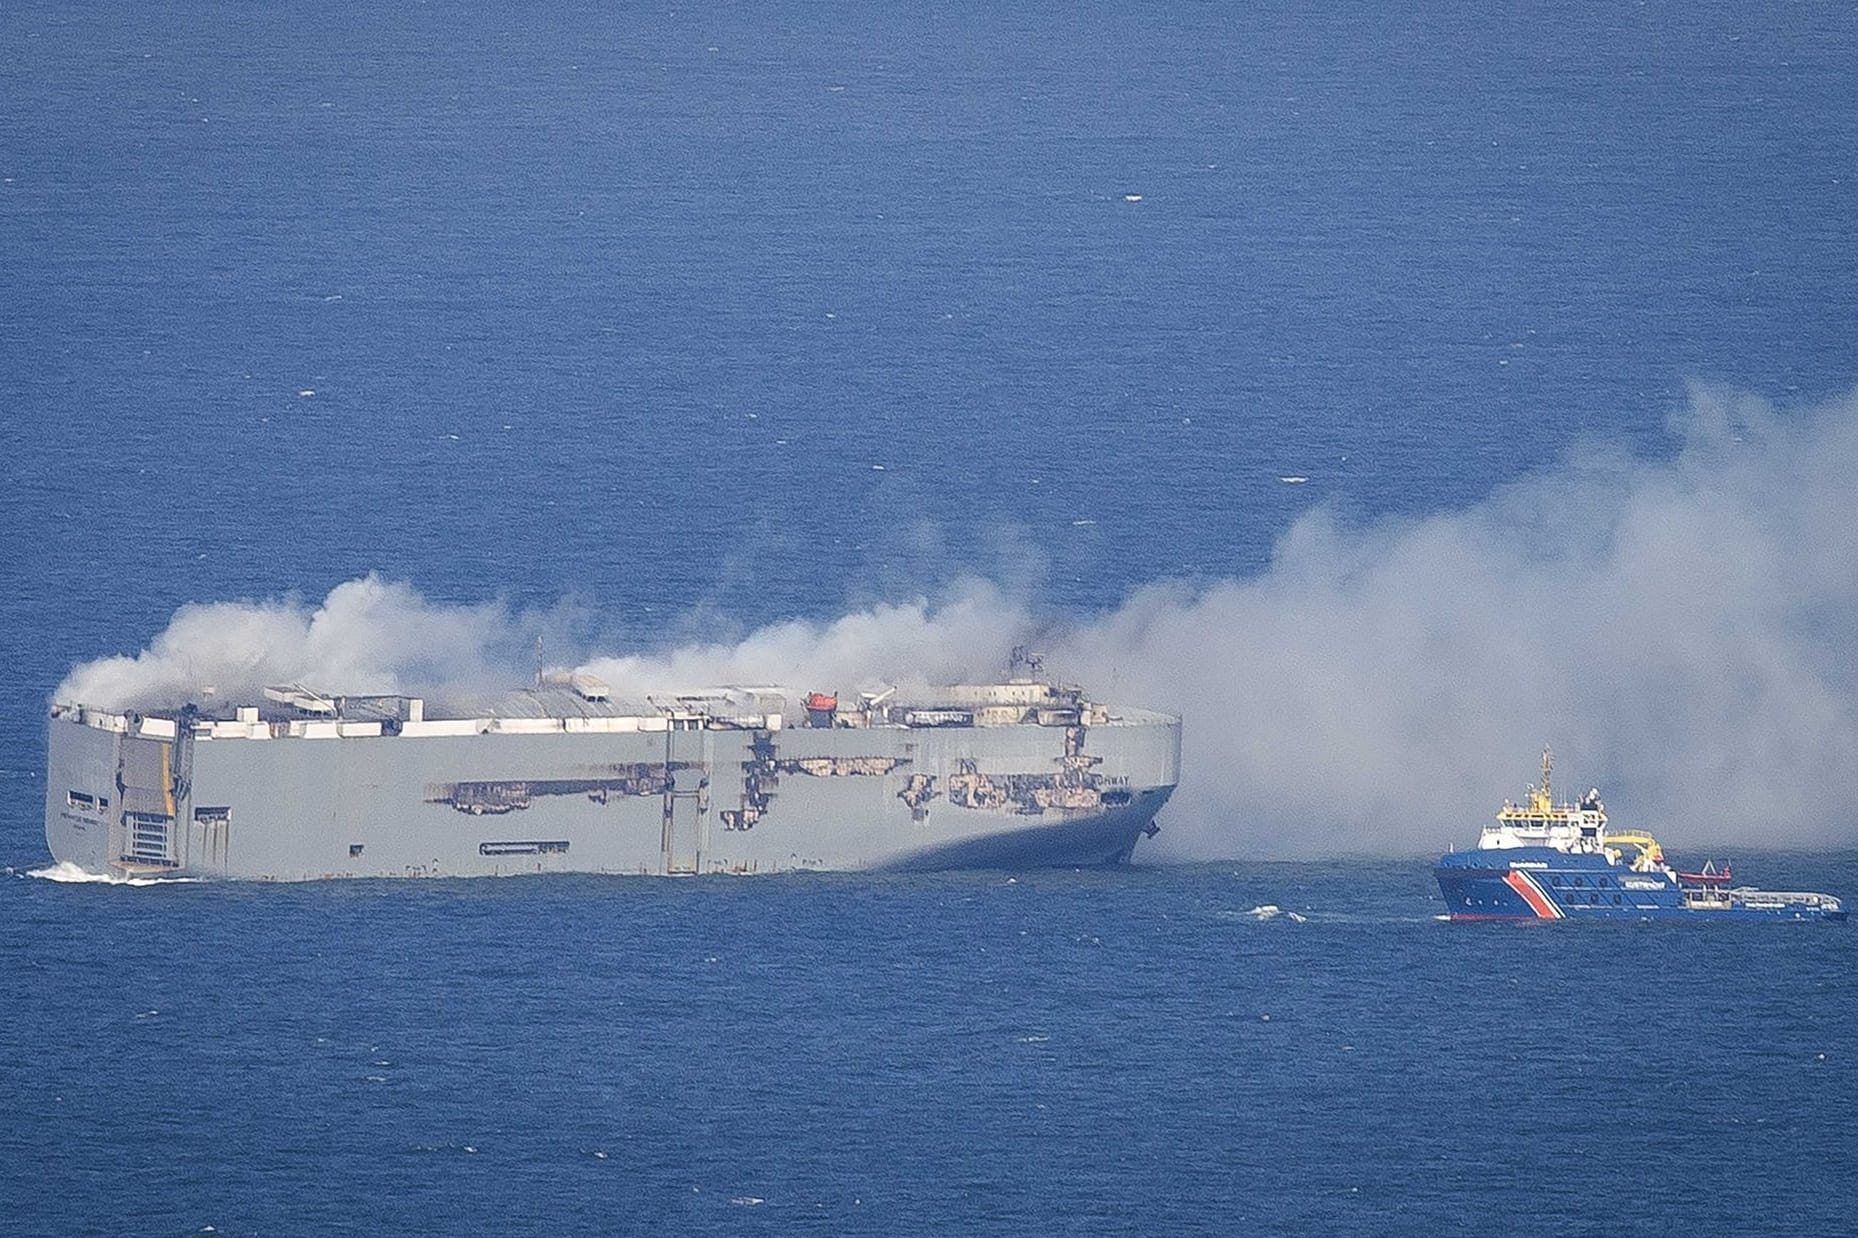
(804, 692), (839, 728)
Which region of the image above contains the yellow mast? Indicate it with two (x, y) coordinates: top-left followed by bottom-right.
(1531, 746), (1553, 813)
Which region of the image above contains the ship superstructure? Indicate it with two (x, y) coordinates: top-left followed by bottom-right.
(45, 675), (1179, 881)
(1435, 750), (1844, 922)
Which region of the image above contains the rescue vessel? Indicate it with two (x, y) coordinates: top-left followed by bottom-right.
(1435, 750), (1844, 922)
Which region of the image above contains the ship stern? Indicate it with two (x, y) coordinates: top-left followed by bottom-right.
(44, 710), (123, 876)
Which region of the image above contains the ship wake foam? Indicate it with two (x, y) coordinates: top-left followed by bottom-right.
(52, 384), (1858, 856)
(21, 862), (201, 887)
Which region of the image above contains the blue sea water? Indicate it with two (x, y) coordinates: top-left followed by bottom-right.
(4, 860), (1856, 1236)
(4, 1), (1858, 1233)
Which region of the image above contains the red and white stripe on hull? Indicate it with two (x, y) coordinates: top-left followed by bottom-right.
(1502, 869), (1564, 919)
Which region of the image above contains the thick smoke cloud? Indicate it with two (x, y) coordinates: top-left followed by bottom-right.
(54, 577), (519, 714)
(1059, 387), (1858, 854)
(577, 586), (1032, 701)
(55, 386), (1858, 856)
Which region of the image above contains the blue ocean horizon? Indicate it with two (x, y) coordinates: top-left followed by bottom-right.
(4, 0), (1856, 1232)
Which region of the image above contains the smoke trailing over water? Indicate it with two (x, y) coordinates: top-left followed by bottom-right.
(1058, 386), (1858, 855)
(55, 386), (1858, 856)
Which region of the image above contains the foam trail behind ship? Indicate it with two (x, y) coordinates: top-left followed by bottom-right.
(54, 386), (1858, 858)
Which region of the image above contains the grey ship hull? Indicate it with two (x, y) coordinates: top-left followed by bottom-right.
(45, 708), (1179, 881)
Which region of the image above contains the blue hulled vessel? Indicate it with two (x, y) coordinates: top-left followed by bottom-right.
(1436, 751), (1845, 923)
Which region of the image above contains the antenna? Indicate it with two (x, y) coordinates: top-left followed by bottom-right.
(535, 635), (544, 687)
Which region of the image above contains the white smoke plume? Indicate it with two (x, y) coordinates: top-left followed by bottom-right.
(1058, 385), (1858, 855)
(53, 577), (520, 713)
(54, 385), (1858, 856)
(576, 586), (1032, 701)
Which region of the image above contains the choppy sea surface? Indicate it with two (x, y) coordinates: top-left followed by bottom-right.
(4, 0), (1858, 1233)
(5, 859), (1855, 1237)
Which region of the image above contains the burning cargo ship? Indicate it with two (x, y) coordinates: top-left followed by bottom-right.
(45, 675), (1180, 881)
